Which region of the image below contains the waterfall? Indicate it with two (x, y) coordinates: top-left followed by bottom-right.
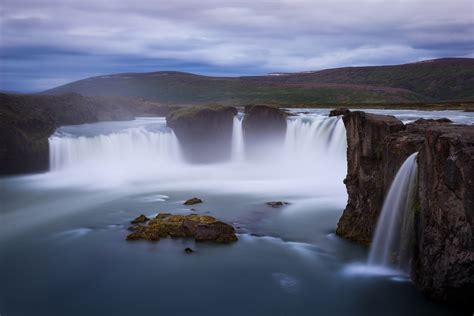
(46, 113), (347, 192)
(368, 152), (419, 272)
(284, 116), (347, 166)
(231, 116), (244, 161)
(49, 120), (182, 173)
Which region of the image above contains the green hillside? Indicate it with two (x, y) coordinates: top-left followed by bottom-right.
(43, 58), (474, 105)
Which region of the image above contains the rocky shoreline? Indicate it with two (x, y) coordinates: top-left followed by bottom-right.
(334, 109), (474, 307)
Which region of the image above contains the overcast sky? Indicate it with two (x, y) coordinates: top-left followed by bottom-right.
(1, 0), (473, 91)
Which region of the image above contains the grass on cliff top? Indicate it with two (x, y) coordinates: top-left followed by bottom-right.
(166, 104), (232, 122)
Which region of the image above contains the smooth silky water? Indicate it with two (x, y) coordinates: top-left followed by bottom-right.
(1, 109), (472, 315)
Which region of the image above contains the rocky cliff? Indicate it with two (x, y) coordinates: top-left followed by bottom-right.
(336, 110), (474, 307)
(242, 105), (288, 159)
(0, 93), (176, 175)
(413, 124), (474, 306)
(335, 111), (406, 244)
(166, 104), (237, 163)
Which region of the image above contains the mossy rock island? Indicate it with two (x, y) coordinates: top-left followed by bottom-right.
(127, 213), (238, 243)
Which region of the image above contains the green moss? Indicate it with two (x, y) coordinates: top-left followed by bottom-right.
(166, 104), (229, 122)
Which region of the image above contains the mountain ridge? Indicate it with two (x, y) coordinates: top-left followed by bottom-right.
(43, 58), (474, 105)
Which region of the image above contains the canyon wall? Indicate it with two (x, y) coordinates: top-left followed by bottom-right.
(336, 110), (474, 307)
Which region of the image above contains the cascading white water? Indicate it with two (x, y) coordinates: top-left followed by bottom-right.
(50, 127), (182, 171)
(368, 152), (419, 272)
(49, 118), (183, 180)
(284, 116), (346, 165)
(231, 116), (245, 161)
(46, 113), (347, 195)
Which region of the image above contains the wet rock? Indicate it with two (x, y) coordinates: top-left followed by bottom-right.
(184, 197), (203, 205)
(266, 201), (290, 208)
(166, 105), (237, 163)
(414, 118), (452, 125)
(184, 247), (194, 254)
(126, 226), (160, 241)
(412, 124), (474, 307)
(130, 214), (150, 224)
(242, 105), (288, 158)
(126, 213), (237, 244)
(336, 110), (474, 306)
(336, 111), (406, 245)
(195, 221), (238, 243)
(329, 108), (350, 117)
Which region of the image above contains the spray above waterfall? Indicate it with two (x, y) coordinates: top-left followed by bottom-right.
(45, 112), (348, 197)
(368, 152), (419, 273)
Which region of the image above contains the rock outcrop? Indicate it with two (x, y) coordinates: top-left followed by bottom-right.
(126, 213), (238, 243)
(0, 93), (177, 175)
(413, 124), (474, 306)
(166, 104), (237, 163)
(336, 111), (406, 244)
(242, 105), (288, 158)
(266, 201), (290, 208)
(336, 109), (474, 307)
(329, 108), (350, 117)
(183, 197), (203, 205)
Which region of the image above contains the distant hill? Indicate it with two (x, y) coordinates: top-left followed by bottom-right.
(43, 58), (474, 105)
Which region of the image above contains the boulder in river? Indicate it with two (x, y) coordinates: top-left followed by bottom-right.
(266, 201), (290, 208)
(126, 213), (238, 244)
(166, 104), (237, 163)
(183, 197), (203, 205)
(184, 247), (194, 254)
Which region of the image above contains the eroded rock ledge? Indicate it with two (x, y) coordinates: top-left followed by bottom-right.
(242, 105), (288, 158)
(166, 104), (237, 163)
(336, 110), (474, 306)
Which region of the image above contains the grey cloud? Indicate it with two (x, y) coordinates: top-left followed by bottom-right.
(0, 0), (473, 91)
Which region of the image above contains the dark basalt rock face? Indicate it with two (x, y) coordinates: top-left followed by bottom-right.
(242, 105), (288, 158)
(329, 108), (350, 117)
(166, 105), (237, 163)
(413, 125), (474, 306)
(0, 93), (177, 175)
(336, 111), (406, 244)
(336, 110), (474, 306)
(414, 118), (452, 125)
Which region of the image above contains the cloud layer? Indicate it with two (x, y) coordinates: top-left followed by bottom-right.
(1, 0), (473, 91)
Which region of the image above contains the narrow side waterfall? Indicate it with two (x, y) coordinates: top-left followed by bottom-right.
(368, 152), (419, 272)
(231, 116), (244, 161)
